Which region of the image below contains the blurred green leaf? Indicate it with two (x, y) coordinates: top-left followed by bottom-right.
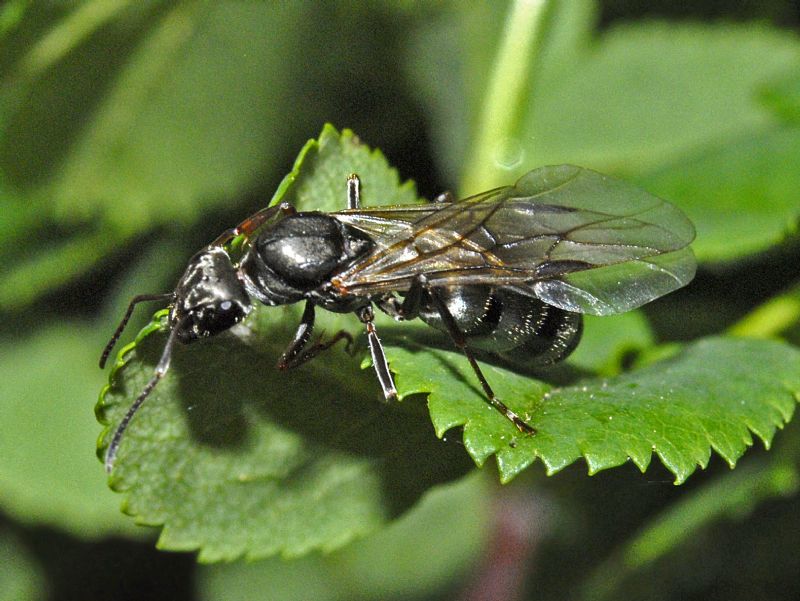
(0, 1), (307, 308)
(412, 5), (800, 184)
(0, 526), (45, 601)
(390, 337), (800, 483)
(0, 325), (141, 538)
(523, 21), (800, 175)
(3, 2), (300, 233)
(639, 127), (800, 262)
(198, 473), (490, 601)
(0, 229), (120, 310)
(409, 3), (800, 263)
(729, 282), (800, 339)
(568, 311), (654, 375)
(0, 234), (182, 538)
(761, 67), (800, 124)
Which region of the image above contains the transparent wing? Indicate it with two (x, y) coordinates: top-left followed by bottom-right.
(331, 165), (696, 316)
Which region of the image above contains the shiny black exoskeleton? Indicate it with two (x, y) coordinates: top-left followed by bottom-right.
(99, 177), (570, 471)
(100, 166), (696, 471)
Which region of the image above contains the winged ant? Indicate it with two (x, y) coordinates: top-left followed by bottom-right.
(100, 165), (695, 471)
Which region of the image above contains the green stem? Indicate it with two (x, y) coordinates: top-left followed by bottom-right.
(461, 0), (549, 194)
(728, 288), (800, 339)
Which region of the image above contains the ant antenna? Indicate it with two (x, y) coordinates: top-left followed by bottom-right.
(104, 318), (183, 472)
(100, 293), (175, 369)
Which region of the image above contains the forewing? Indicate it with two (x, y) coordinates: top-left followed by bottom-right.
(333, 165), (696, 316)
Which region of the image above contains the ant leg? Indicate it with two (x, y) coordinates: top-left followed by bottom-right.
(375, 278), (424, 321)
(347, 174), (361, 209)
(426, 283), (536, 435)
(210, 202), (297, 247)
(278, 301), (353, 370)
(357, 305), (397, 401)
(100, 293), (176, 368)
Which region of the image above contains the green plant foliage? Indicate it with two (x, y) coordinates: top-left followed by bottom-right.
(98, 309), (471, 561)
(393, 337), (800, 484)
(408, 3), (800, 262)
(568, 312), (654, 375)
(98, 126), (800, 560)
(0, 2), (309, 309)
(197, 474), (490, 601)
(640, 128), (800, 262)
(0, 324), (142, 537)
(3, 2), (300, 232)
(97, 126), (469, 560)
(761, 68), (800, 124)
(4, 1), (800, 598)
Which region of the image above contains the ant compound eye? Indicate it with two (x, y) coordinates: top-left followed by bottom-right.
(198, 299), (248, 336)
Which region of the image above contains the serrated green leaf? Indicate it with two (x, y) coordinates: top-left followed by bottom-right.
(272, 124), (419, 213)
(98, 311), (471, 561)
(98, 124), (800, 561)
(389, 337), (800, 484)
(97, 125), (467, 560)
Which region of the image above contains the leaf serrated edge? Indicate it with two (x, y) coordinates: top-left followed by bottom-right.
(270, 123), (419, 210)
(95, 310), (169, 459)
(400, 339), (800, 486)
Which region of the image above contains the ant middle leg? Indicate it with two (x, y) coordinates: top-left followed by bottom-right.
(278, 301), (354, 370)
(357, 305), (397, 401)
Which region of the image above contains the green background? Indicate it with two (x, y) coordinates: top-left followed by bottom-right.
(2, 1), (800, 600)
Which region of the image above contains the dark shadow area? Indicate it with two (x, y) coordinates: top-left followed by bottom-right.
(525, 439), (791, 601)
(130, 322), (474, 518)
(600, 0), (800, 29)
(12, 519), (195, 601)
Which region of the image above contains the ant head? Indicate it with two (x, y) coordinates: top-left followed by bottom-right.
(102, 246), (252, 472)
(171, 246), (252, 344)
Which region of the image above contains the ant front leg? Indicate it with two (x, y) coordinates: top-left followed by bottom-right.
(278, 301), (354, 370)
(210, 202), (297, 247)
